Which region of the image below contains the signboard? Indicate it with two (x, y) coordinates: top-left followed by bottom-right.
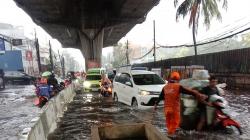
(12, 39), (22, 46)
(26, 51), (33, 61)
(0, 38), (5, 54)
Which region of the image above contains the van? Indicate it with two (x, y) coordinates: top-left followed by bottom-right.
(83, 68), (105, 92)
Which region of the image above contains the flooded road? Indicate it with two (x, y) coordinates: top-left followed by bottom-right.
(48, 91), (250, 140)
(0, 85), (40, 140)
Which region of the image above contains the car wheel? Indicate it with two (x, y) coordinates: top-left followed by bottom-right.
(131, 98), (138, 109)
(113, 93), (118, 102)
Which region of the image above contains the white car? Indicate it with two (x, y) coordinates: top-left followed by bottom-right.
(112, 70), (165, 109)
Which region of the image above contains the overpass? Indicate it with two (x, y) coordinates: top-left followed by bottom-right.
(14, 0), (160, 68)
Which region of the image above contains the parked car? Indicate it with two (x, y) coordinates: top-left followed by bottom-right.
(4, 71), (36, 85)
(112, 70), (165, 109)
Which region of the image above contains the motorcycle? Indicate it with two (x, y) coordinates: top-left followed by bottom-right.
(101, 83), (112, 97)
(34, 83), (53, 108)
(207, 94), (242, 135)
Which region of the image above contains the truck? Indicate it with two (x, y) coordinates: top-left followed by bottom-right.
(0, 50), (24, 71)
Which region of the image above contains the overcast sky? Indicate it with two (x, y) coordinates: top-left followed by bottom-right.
(0, 0), (85, 69)
(121, 0), (250, 45)
(1, 0), (250, 62)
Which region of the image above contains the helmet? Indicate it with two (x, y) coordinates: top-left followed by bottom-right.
(170, 71), (180, 80)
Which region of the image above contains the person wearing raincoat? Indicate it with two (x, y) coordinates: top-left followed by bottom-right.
(154, 71), (208, 135)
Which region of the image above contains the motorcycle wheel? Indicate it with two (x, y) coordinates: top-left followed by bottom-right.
(225, 126), (242, 135)
(231, 125), (243, 135)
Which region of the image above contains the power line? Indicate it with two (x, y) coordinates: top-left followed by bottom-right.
(160, 26), (250, 48)
(132, 46), (161, 60)
(133, 25), (250, 60)
(198, 16), (250, 42)
(198, 21), (250, 43)
(132, 47), (154, 60)
(198, 40), (226, 53)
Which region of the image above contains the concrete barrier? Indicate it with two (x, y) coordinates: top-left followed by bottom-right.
(20, 85), (76, 140)
(91, 123), (170, 140)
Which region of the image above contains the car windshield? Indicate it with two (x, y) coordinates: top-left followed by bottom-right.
(132, 74), (165, 85)
(86, 75), (101, 80)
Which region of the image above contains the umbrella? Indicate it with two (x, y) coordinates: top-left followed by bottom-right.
(42, 71), (52, 77)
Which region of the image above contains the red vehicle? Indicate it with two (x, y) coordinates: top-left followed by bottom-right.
(212, 99), (242, 135)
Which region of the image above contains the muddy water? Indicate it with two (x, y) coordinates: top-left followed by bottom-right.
(0, 85), (40, 140)
(48, 91), (250, 140)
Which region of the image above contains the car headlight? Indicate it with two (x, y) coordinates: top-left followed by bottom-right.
(140, 90), (150, 96)
(83, 81), (91, 88)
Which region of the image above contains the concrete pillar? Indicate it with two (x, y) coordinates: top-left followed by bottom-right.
(79, 29), (104, 70)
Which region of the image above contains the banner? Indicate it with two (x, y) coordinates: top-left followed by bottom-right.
(0, 38), (5, 54)
(12, 39), (22, 46)
(26, 51), (33, 61)
(87, 60), (100, 69)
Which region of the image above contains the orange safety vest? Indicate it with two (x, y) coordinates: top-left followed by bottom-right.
(163, 83), (181, 112)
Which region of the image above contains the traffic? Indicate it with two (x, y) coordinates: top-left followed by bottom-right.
(81, 65), (243, 137)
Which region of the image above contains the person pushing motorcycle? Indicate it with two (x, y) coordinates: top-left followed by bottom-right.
(100, 74), (111, 94)
(197, 76), (221, 131)
(154, 71), (208, 135)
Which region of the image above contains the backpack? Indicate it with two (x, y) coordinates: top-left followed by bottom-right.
(38, 84), (52, 99)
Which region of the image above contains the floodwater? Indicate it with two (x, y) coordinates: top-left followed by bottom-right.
(48, 90), (250, 140)
(0, 85), (40, 140)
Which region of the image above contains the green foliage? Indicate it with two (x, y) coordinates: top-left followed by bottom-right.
(175, 0), (227, 29)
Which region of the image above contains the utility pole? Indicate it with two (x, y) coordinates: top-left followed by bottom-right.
(153, 20), (156, 63)
(126, 40), (130, 65)
(34, 29), (41, 74)
(49, 40), (54, 71)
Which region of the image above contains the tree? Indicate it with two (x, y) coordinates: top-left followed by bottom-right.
(241, 33), (250, 47)
(175, 0), (227, 63)
(112, 43), (127, 67)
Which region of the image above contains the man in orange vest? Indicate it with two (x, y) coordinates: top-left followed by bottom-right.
(154, 71), (208, 135)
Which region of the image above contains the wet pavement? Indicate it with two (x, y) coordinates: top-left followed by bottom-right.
(48, 90), (250, 140)
(0, 85), (40, 140)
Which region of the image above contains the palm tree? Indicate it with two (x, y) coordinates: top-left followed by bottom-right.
(174, 0), (227, 63)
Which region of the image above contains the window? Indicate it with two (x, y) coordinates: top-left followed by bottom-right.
(114, 74), (121, 83)
(86, 75), (101, 80)
(132, 74), (165, 85)
(120, 73), (131, 85)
